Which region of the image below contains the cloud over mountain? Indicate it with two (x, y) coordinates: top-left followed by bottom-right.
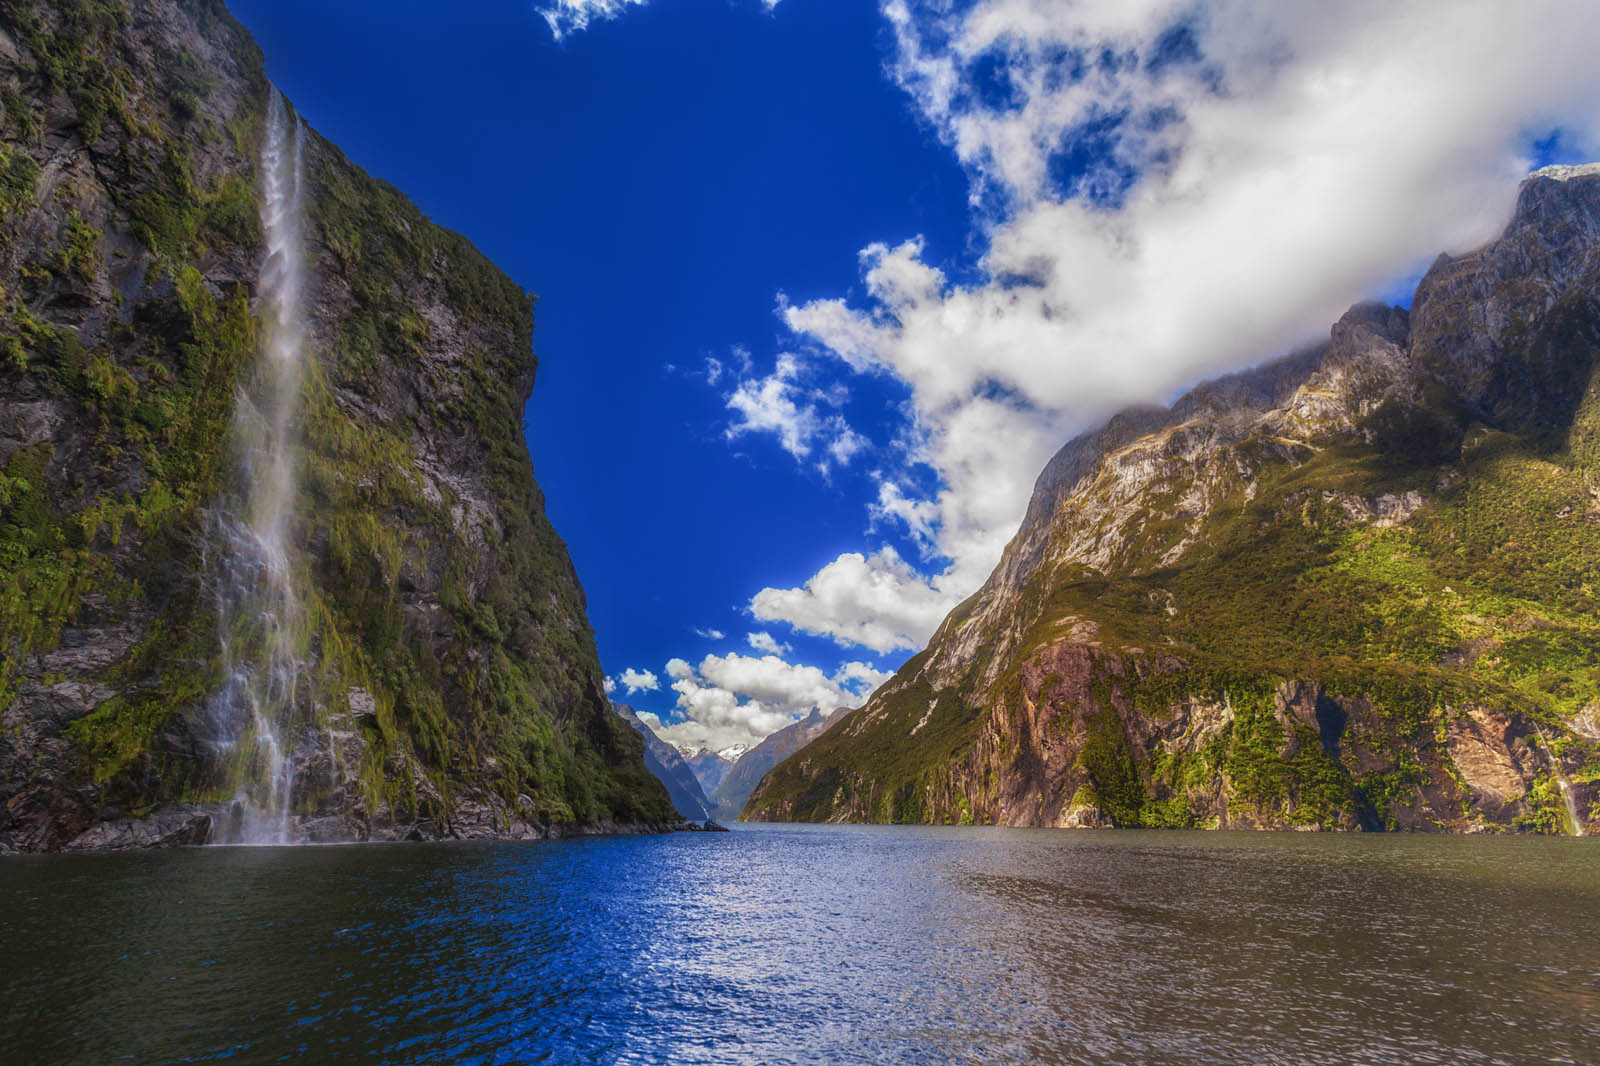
(748, 0), (1600, 656)
(641, 652), (890, 751)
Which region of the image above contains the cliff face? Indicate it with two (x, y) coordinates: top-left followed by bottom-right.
(0, 0), (672, 851)
(615, 703), (712, 821)
(747, 166), (1600, 834)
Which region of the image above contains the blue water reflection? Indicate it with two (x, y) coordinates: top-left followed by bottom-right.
(3, 824), (1597, 1065)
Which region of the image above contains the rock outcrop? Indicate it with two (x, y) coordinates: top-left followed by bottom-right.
(747, 165), (1600, 835)
(0, 0), (673, 850)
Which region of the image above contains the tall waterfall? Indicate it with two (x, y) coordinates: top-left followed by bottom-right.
(210, 90), (310, 845)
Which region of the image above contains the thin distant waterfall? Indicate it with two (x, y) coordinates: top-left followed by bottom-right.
(1536, 726), (1587, 838)
(209, 90), (309, 844)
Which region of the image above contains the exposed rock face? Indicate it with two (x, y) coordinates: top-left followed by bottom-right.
(747, 166), (1600, 835)
(615, 703), (713, 820)
(710, 707), (841, 821)
(0, 0), (672, 850)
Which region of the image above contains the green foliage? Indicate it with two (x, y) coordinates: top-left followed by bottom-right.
(56, 210), (100, 283)
(0, 146), (39, 219)
(1514, 777), (1571, 834)
(752, 292), (1600, 831)
(0, 0), (671, 830)
(0, 445), (116, 709)
(1076, 707), (1144, 826)
(0, 0), (136, 145)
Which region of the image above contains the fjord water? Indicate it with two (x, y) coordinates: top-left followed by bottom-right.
(3, 827), (1596, 1066)
(206, 89), (309, 844)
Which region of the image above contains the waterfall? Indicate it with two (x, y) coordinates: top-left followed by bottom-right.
(209, 90), (310, 845)
(1535, 725), (1586, 838)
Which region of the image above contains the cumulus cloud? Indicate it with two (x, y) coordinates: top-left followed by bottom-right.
(694, 627), (727, 640)
(753, 0), (1600, 654)
(750, 546), (959, 653)
(723, 352), (869, 474)
(747, 631), (792, 655)
(642, 652), (890, 751)
(603, 676), (616, 695)
(614, 667), (660, 695)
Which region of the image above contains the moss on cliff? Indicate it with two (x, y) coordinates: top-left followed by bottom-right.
(0, 0), (671, 847)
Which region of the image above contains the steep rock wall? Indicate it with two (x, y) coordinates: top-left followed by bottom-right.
(0, 0), (672, 850)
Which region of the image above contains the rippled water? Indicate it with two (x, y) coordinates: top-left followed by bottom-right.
(3, 826), (1597, 1065)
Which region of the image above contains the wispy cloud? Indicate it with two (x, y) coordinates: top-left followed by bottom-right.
(538, 0), (650, 41)
(539, 0), (782, 40)
(723, 352), (869, 475)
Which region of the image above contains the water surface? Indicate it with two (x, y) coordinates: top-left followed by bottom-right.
(3, 825), (1597, 1065)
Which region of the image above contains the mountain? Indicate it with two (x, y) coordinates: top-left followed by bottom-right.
(0, 0), (673, 850)
(710, 708), (841, 821)
(677, 745), (743, 796)
(615, 703), (712, 820)
(746, 165), (1600, 835)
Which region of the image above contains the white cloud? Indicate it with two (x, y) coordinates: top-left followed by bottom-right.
(868, 476), (941, 557)
(603, 676), (616, 695)
(723, 352), (869, 474)
(835, 659), (894, 695)
(614, 667), (660, 695)
(750, 546), (959, 653)
(540, 0), (780, 39)
(643, 652), (890, 751)
(538, 0), (649, 40)
(694, 627), (727, 640)
(755, 0), (1600, 655)
(746, 630), (792, 655)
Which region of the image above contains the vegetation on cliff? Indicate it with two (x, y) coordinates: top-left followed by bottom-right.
(746, 172), (1600, 834)
(0, 0), (670, 849)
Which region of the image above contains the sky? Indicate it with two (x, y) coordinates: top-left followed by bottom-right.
(230, 0), (1600, 755)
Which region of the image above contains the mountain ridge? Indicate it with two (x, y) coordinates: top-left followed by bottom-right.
(709, 706), (841, 821)
(746, 164), (1600, 834)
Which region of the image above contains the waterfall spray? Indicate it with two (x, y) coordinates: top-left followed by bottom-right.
(209, 90), (310, 844)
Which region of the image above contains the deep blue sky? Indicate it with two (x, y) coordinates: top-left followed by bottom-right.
(228, 0), (970, 722)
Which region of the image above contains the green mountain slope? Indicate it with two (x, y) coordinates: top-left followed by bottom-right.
(746, 166), (1600, 834)
(0, 0), (672, 850)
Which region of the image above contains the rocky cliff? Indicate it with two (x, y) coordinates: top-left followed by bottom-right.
(0, 0), (673, 850)
(615, 703), (713, 821)
(746, 165), (1600, 834)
